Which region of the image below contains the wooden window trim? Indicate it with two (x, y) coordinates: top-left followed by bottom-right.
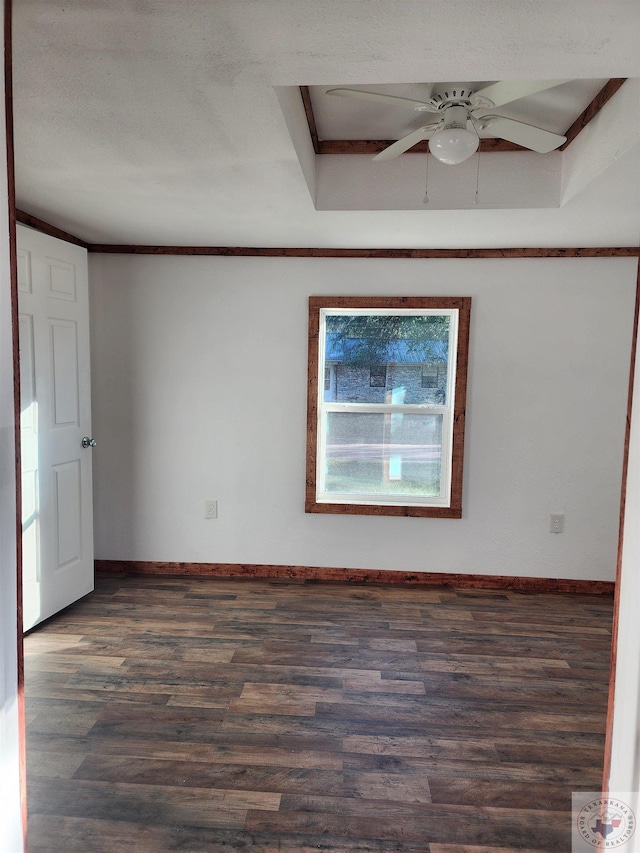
(305, 296), (471, 518)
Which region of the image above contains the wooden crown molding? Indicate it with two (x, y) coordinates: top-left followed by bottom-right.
(317, 138), (524, 155)
(14, 213), (640, 257)
(560, 78), (627, 151)
(300, 84), (320, 155)
(302, 78), (628, 157)
(86, 246), (640, 258)
(15, 209), (90, 249)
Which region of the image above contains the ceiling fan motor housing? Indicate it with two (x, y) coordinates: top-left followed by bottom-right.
(440, 104), (470, 129)
(428, 86), (476, 110)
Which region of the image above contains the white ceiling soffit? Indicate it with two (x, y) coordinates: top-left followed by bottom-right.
(562, 78), (640, 204)
(314, 150), (561, 211)
(11, 0), (640, 247)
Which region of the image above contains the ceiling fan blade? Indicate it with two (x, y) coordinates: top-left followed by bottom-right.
(480, 115), (566, 153)
(373, 124), (440, 161)
(326, 87), (436, 111)
(473, 80), (571, 108)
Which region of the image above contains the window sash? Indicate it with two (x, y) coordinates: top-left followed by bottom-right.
(317, 407), (453, 506)
(315, 307), (459, 508)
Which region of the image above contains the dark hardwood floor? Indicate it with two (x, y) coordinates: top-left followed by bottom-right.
(25, 573), (613, 852)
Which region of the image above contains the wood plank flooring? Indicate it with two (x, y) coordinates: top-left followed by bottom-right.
(25, 573), (613, 852)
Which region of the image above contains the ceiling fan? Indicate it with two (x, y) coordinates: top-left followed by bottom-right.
(326, 80), (570, 165)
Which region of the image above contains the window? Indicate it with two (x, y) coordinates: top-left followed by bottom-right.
(306, 296), (471, 518)
(369, 365), (387, 387)
(421, 364), (442, 388)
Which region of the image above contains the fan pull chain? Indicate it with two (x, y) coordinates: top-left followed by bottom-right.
(423, 153), (430, 206)
(474, 151), (480, 205)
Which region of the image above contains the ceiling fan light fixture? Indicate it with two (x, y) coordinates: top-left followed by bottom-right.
(428, 104), (479, 165)
(429, 126), (479, 165)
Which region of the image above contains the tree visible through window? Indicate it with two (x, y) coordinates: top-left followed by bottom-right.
(306, 296), (471, 518)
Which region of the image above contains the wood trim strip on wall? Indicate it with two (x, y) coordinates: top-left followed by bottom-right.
(85, 245), (640, 257)
(15, 209), (89, 249)
(14, 211), (640, 260)
(4, 0), (26, 843)
(560, 78), (627, 151)
(299, 86), (320, 155)
(317, 138), (526, 155)
(602, 257), (640, 794)
(95, 560), (615, 595)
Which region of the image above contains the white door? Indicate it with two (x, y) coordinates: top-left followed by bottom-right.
(18, 225), (94, 631)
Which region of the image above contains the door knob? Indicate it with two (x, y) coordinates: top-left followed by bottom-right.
(81, 436), (97, 448)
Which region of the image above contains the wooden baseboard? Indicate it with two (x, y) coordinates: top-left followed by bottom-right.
(94, 560), (614, 594)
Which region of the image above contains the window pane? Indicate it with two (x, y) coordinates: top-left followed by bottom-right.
(324, 314), (449, 404)
(324, 412), (443, 498)
(369, 365), (386, 387)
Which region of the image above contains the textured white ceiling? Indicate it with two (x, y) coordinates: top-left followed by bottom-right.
(11, 0), (640, 247)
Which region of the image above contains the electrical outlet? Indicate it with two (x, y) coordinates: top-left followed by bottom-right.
(205, 500), (217, 519)
(550, 513), (564, 534)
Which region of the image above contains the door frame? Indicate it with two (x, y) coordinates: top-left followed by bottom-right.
(4, 0), (27, 842)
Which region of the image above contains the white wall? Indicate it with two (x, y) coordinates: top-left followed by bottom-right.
(0, 6), (25, 847)
(608, 300), (640, 821)
(89, 254), (637, 580)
